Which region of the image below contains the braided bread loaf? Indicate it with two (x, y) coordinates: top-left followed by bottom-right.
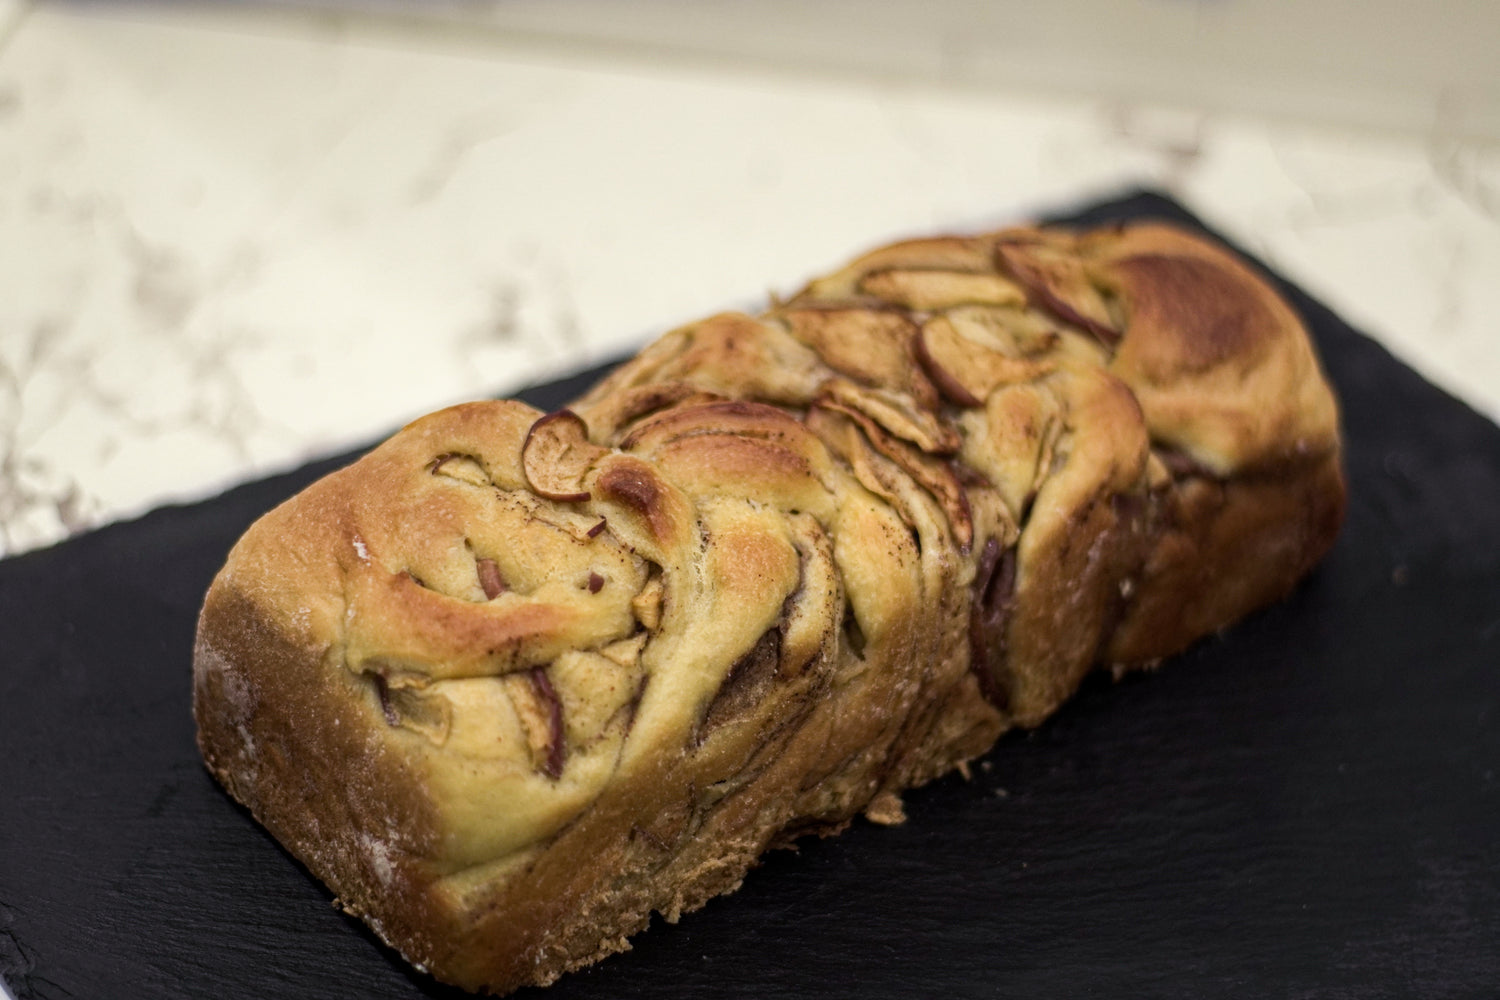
(193, 220), (1344, 993)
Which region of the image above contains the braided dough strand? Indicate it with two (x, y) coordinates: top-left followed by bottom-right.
(194, 221), (1343, 993)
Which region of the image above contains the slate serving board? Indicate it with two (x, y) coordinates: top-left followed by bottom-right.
(2, 192), (1498, 1000)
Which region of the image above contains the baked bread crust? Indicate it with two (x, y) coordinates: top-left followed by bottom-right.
(193, 221), (1344, 993)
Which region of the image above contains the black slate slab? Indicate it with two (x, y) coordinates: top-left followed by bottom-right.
(2, 192), (1497, 1000)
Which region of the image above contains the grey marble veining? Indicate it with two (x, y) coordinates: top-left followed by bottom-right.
(1, 3), (1496, 561)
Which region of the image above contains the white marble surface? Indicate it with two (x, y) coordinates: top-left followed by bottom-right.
(1, 2), (1498, 561)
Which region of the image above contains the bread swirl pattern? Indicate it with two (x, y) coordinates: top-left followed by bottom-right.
(193, 221), (1344, 993)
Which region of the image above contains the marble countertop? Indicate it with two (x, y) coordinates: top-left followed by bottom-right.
(2, 1), (1498, 561)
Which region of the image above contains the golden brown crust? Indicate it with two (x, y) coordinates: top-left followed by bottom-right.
(194, 220), (1344, 993)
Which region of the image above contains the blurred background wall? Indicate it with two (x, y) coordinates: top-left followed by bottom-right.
(298, 0), (1500, 137)
(1, 0), (1497, 559)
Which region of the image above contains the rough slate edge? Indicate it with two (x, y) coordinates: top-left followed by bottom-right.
(0, 189), (1495, 1000)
